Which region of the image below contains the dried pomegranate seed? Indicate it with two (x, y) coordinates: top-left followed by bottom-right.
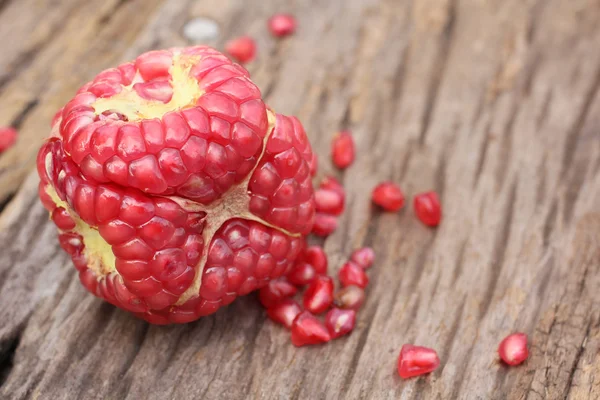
(312, 213), (338, 237)
(304, 245), (328, 274)
(225, 36), (257, 63)
(266, 299), (302, 328)
(0, 127), (17, 152)
(268, 14), (296, 37)
(315, 188), (344, 216)
(291, 311), (331, 346)
(372, 182), (404, 212)
(339, 261), (369, 288)
(350, 247), (375, 269)
(333, 285), (365, 310)
(259, 278), (298, 308)
(498, 332), (529, 366)
(414, 191), (442, 227)
(303, 276), (334, 314)
(397, 344), (440, 379)
(325, 308), (356, 339)
(331, 131), (355, 169)
(287, 262), (317, 286)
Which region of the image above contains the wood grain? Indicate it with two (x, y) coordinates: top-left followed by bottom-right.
(1, 0), (599, 399)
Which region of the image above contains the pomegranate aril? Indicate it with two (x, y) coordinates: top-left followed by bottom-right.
(333, 285), (365, 310)
(303, 276), (334, 314)
(268, 14), (296, 38)
(0, 127), (17, 152)
(287, 262), (317, 286)
(351, 247), (375, 269)
(498, 332), (529, 366)
(291, 311), (331, 346)
(320, 176), (344, 196)
(414, 191), (442, 227)
(339, 261), (369, 288)
(331, 131), (354, 169)
(325, 308), (356, 339)
(312, 213), (338, 237)
(315, 188), (344, 216)
(266, 299), (302, 329)
(225, 36), (257, 63)
(372, 182), (404, 212)
(397, 344), (440, 379)
(258, 278), (298, 308)
(304, 245), (328, 274)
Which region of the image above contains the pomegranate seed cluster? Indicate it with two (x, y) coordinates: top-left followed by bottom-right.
(37, 46), (317, 324)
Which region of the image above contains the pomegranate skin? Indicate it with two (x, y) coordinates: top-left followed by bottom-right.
(37, 46), (316, 324)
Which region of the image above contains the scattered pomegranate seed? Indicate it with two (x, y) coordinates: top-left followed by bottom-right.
(287, 262), (317, 286)
(268, 14), (296, 37)
(312, 213), (338, 237)
(0, 127), (17, 152)
(304, 245), (328, 274)
(498, 332), (529, 366)
(291, 311), (331, 346)
(315, 188), (345, 216)
(303, 276), (334, 314)
(225, 36), (257, 63)
(331, 131), (355, 169)
(397, 344), (440, 379)
(372, 182), (404, 212)
(325, 308), (356, 339)
(414, 191), (442, 227)
(333, 285), (365, 310)
(266, 299), (302, 328)
(259, 278), (298, 308)
(320, 176), (344, 196)
(350, 247), (375, 269)
(339, 261), (369, 288)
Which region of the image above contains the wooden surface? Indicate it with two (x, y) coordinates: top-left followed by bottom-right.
(1, 0), (599, 399)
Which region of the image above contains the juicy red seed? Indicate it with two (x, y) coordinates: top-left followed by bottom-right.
(258, 278), (298, 308)
(320, 176), (344, 196)
(291, 311), (331, 346)
(0, 127), (17, 152)
(225, 36), (257, 63)
(303, 276), (334, 314)
(268, 14), (297, 37)
(372, 182), (404, 212)
(414, 191), (442, 227)
(312, 213), (338, 237)
(498, 332), (529, 366)
(266, 299), (302, 328)
(333, 285), (365, 310)
(287, 262), (317, 286)
(331, 131), (354, 169)
(314, 188), (344, 215)
(397, 344), (440, 379)
(339, 261), (369, 288)
(351, 247), (375, 269)
(325, 308), (356, 339)
(304, 245), (328, 275)
(51, 207), (76, 230)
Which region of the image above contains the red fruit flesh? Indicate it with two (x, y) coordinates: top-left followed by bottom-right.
(0, 127), (17, 152)
(266, 299), (302, 328)
(333, 285), (365, 310)
(303, 275), (334, 314)
(315, 188), (344, 215)
(259, 277), (298, 308)
(312, 213), (338, 237)
(325, 308), (356, 339)
(350, 247), (375, 269)
(287, 262), (317, 286)
(291, 311), (331, 346)
(225, 36), (257, 63)
(397, 345), (440, 379)
(498, 332), (529, 366)
(36, 46), (316, 324)
(372, 182), (404, 212)
(339, 261), (369, 288)
(303, 245), (328, 274)
(331, 131), (354, 169)
(414, 191), (442, 227)
(268, 14), (297, 37)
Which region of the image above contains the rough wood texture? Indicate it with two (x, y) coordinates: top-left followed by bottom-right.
(1, 0), (599, 398)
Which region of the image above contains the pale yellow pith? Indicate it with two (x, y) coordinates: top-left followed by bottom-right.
(92, 54), (204, 121)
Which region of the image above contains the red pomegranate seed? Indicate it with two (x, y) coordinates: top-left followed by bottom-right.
(303, 276), (334, 314)
(339, 261), (369, 288)
(397, 344), (440, 379)
(225, 36), (257, 63)
(331, 131), (355, 169)
(287, 262), (317, 286)
(0, 127), (17, 152)
(291, 311), (331, 346)
(320, 176), (344, 196)
(266, 299), (302, 328)
(372, 182), (404, 212)
(314, 188), (344, 216)
(498, 332), (529, 366)
(268, 14), (296, 37)
(312, 213), (338, 237)
(350, 247), (375, 269)
(414, 191), (442, 227)
(325, 308), (356, 339)
(333, 285), (365, 310)
(258, 278), (298, 308)
(304, 245), (328, 274)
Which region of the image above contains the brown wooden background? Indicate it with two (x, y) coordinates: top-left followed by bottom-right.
(1, 0), (599, 399)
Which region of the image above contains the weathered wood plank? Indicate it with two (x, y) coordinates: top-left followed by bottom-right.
(1, 0), (599, 399)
